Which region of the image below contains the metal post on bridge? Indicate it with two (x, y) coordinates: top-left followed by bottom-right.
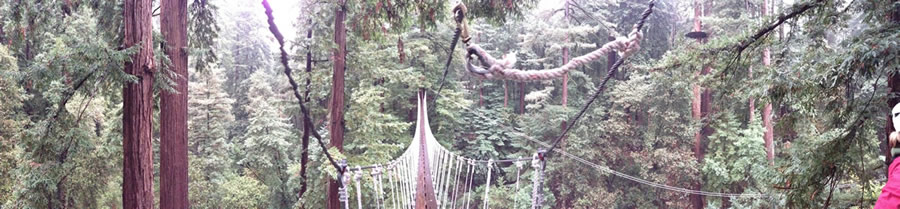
(337, 160), (350, 209)
(531, 149), (546, 209)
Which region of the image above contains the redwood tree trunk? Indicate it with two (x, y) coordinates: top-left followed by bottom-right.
(122, 0), (155, 207)
(519, 82), (526, 114)
(761, 0), (776, 166)
(326, 1), (347, 208)
(560, 0), (570, 149)
(561, 0), (570, 107)
(689, 1), (707, 208)
(504, 80), (508, 108)
(160, 0), (190, 207)
(749, 66), (755, 122)
(479, 82), (484, 106)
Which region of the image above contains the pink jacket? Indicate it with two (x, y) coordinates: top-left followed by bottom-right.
(876, 159), (900, 209)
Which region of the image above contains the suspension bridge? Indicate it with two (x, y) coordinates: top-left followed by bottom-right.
(261, 0), (772, 207)
(330, 92), (767, 209)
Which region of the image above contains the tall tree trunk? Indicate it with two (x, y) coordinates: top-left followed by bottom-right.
(297, 22), (314, 205)
(561, 0), (569, 107)
(326, 1), (347, 208)
(749, 66), (755, 122)
(690, 1), (708, 208)
(559, 0), (570, 148)
(608, 36), (617, 71)
(479, 82), (484, 106)
(122, 0), (155, 207)
(504, 80), (508, 108)
(519, 82), (526, 114)
(0, 26), (5, 45)
(160, 0), (190, 207)
(761, 0), (776, 166)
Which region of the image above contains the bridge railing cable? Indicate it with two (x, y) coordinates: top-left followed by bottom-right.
(520, 133), (769, 199)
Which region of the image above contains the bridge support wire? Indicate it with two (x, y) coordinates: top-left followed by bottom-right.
(521, 133), (768, 199)
(483, 159), (494, 209)
(354, 169), (363, 209)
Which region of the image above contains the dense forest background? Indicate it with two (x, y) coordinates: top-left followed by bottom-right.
(1, 0), (899, 208)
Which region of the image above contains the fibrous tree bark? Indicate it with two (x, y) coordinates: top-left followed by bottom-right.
(749, 65), (755, 122)
(761, 0), (776, 166)
(326, 0), (347, 208)
(559, 0), (570, 147)
(519, 82), (526, 113)
(122, 0), (155, 207)
(479, 82), (484, 106)
(561, 0), (569, 107)
(690, 0), (711, 208)
(160, 0), (190, 207)
(504, 80), (508, 107)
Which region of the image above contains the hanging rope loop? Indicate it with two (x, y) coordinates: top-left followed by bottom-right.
(461, 7), (647, 81)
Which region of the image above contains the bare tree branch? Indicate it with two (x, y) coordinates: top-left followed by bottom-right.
(261, 0), (342, 174)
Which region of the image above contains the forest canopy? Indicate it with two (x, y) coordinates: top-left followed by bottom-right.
(1, 0), (899, 208)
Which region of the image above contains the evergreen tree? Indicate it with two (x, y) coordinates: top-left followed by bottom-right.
(217, 0), (273, 141)
(239, 70), (297, 208)
(1, 4), (132, 208)
(0, 45), (24, 206)
(186, 67), (235, 207)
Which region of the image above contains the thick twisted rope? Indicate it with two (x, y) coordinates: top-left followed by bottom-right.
(546, 0), (655, 154)
(463, 11), (645, 81)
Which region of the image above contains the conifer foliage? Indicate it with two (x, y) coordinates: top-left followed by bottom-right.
(1, 0), (900, 208)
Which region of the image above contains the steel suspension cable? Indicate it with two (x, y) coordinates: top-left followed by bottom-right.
(464, 161), (475, 209)
(388, 167), (397, 209)
(450, 156), (463, 208)
(523, 133), (768, 198)
(483, 160), (493, 209)
(354, 171), (363, 209)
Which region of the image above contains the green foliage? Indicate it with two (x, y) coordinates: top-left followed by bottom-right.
(453, 88), (523, 160)
(220, 175), (270, 208)
(3, 0), (899, 207)
(461, 0), (538, 25)
(238, 70), (298, 208)
(702, 113), (776, 208)
(2, 5), (132, 208)
(217, 0), (275, 141)
(189, 67), (234, 179)
(189, 0), (220, 72)
(0, 44), (24, 206)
